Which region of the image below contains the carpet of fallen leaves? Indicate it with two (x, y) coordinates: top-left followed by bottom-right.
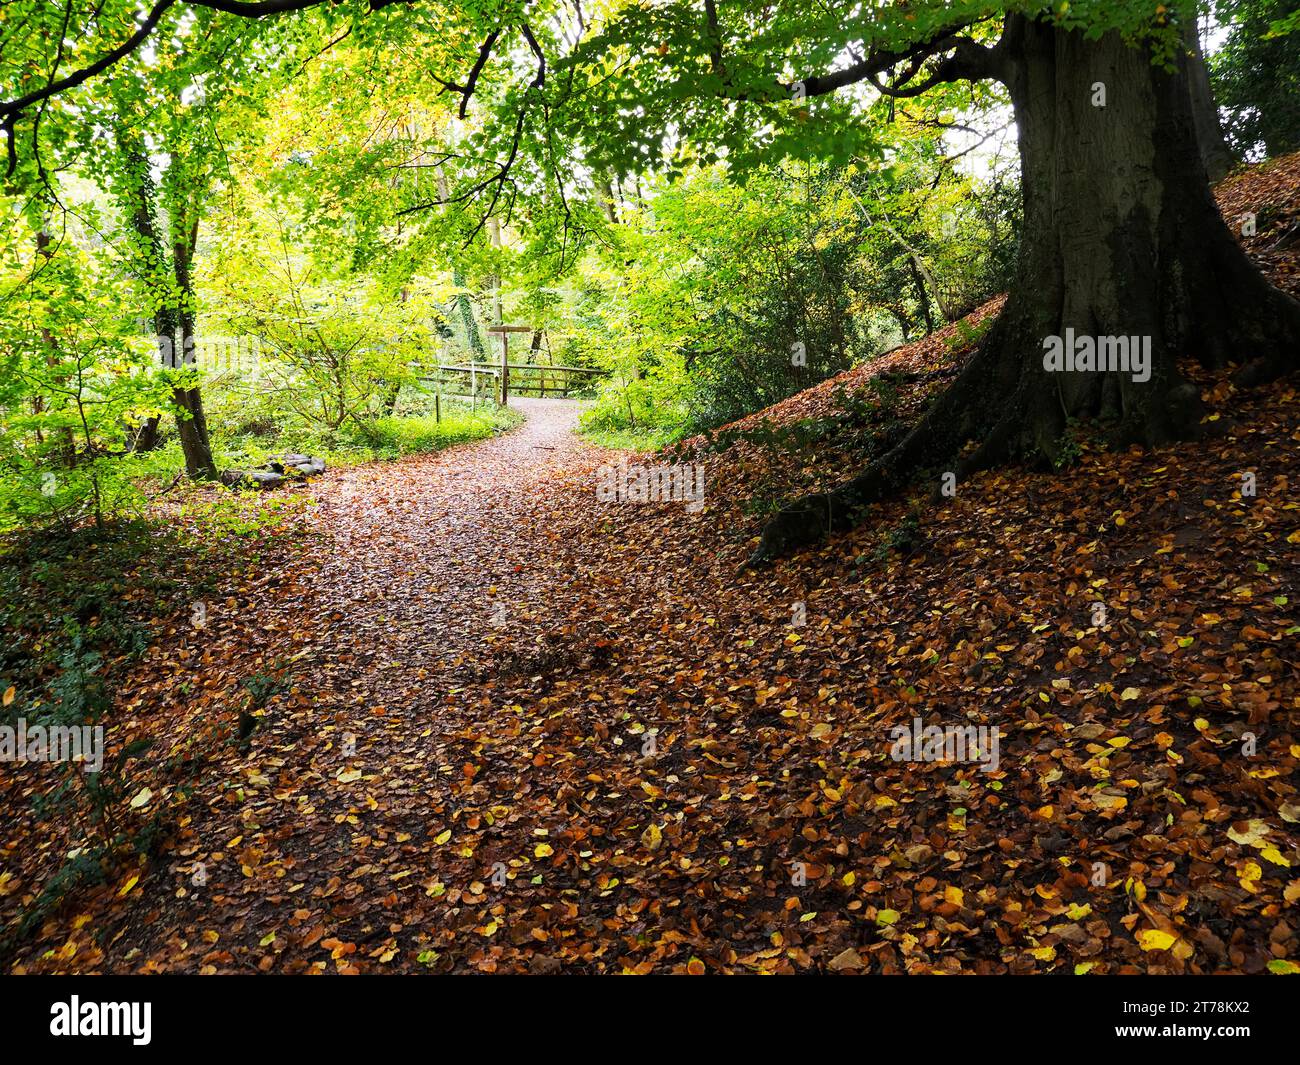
(2, 157), (1299, 975)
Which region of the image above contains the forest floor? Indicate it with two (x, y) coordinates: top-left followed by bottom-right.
(3, 157), (1300, 975)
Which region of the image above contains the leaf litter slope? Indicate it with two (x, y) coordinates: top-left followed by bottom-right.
(5, 160), (1300, 975)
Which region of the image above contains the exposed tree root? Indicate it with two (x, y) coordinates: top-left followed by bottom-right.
(747, 306), (1297, 567)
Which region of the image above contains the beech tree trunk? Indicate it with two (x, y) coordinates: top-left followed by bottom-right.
(1182, 10), (1235, 183)
(751, 15), (1300, 563)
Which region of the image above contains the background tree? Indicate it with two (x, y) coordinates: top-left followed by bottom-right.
(1209, 0), (1300, 158)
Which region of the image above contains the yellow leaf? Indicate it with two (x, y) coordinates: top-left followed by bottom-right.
(1228, 819), (1270, 846)
(876, 908), (900, 925)
(2, 686), (14, 707)
(535, 843), (554, 858)
(1120, 687), (1140, 701)
(129, 787), (153, 809)
(1136, 929), (1178, 951)
(335, 768), (362, 783)
(117, 875), (139, 898)
(641, 823), (663, 852)
(433, 829), (452, 845)
(943, 886), (964, 906)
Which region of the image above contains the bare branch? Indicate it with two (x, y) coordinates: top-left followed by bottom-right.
(434, 29), (503, 120)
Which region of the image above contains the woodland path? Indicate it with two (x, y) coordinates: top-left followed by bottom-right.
(62, 397), (652, 974)
(17, 295), (1298, 975)
(308, 396), (603, 692)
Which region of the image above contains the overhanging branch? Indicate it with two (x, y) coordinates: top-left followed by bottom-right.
(787, 24), (1008, 100)
(2, 0), (176, 166)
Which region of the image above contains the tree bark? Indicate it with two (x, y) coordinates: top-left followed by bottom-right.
(436, 165), (488, 358)
(117, 142), (216, 476)
(908, 258), (936, 335)
(120, 148), (173, 454)
(171, 222), (217, 479)
(1182, 9), (1235, 183)
(751, 15), (1300, 563)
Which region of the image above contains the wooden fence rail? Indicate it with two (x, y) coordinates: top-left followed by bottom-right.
(413, 361), (606, 405)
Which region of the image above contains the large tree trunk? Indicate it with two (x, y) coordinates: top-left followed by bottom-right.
(435, 165), (489, 359)
(1182, 9), (1235, 183)
(751, 14), (1300, 563)
(123, 153), (169, 454)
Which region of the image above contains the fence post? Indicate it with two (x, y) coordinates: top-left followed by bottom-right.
(500, 331), (509, 407)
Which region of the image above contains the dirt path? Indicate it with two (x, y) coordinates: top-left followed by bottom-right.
(106, 399), (644, 974)
(309, 397), (604, 690)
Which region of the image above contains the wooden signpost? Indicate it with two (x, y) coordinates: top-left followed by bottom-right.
(484, 324), (534, 406)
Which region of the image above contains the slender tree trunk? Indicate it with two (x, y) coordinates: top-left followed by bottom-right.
(382, 287), (410, 415)
(171, 226), (217, 479)
(885, 218), (953, 324)
(751, 15), (1300, 563)
(488, 217), (507, 404)
(436, 166), (488, 358)
(887, 306), (912, 344)
(598, 175), (620, 224)
(116, 144), (216, 475)
(908, 259), (936, 335)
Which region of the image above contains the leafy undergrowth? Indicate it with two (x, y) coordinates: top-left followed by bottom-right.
(0, 495), (316, 957)
(216, 399), (522, 472)
(579, 424), (686, 454)
(1, 162), (1298, 975)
